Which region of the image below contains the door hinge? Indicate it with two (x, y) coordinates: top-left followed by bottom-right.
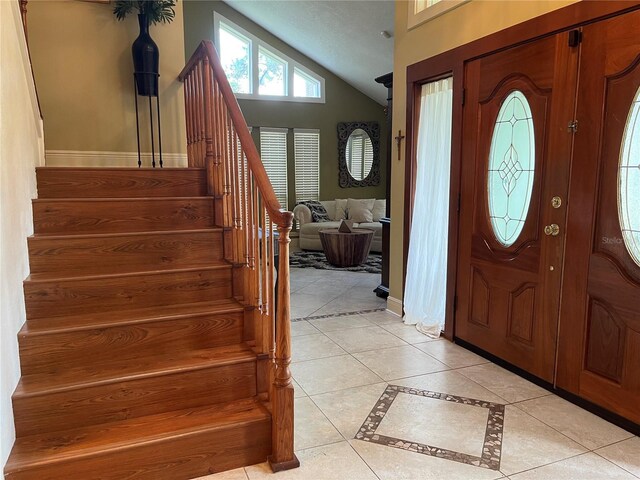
(453, 295), (458, 311)
(457, 193), (461, 212)
(462, 88), (466, 106)
(568, 29), (582, 47)
(568, 120), (578, 133)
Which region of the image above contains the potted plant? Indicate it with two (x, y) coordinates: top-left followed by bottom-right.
(113, 0), (177, 97)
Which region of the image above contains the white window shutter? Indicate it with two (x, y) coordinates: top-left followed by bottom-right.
(294, 129), (320, 202)
(259, 128), (288, 209)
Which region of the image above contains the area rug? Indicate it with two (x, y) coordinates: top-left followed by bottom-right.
(290, 251), (382, 274)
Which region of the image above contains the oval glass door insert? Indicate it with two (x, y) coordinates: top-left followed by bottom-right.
(619, 85), (640, 267)
(487, 90), (536, 247)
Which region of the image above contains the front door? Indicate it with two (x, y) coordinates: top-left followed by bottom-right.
(557, 10), (640, 423)
(456, 33), (579, 381)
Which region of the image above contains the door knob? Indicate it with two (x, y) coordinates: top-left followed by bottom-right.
(544, 224), (560, 236)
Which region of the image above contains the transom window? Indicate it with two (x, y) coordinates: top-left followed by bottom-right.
(409, 0), (469, 29)
(214, 13), (325, 103)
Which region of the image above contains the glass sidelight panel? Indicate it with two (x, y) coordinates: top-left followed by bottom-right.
(619, 85), (640, 267)
(487, 90), (535, 246)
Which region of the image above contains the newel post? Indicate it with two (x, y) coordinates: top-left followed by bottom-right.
(268, 212), (299, 472)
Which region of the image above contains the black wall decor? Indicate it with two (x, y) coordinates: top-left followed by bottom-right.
(338, 121), (381, 188)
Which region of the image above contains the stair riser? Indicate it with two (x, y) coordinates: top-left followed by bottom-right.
(24, 268), (233, 319)
(13, 361), (257, 437)
(36, 168), (208, 198)
(28, 230), (224, 277)
(33, 198), (214, 235)
(19, 312), (244, 375)
(4, 418), (270, 480)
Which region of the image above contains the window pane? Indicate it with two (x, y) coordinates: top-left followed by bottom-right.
(294, 68), (321, 98)
(259, 47), (286, 96)
(294, 130), (320, 202)
(219, 23), (251, 94)
(415, 0), (442, 13)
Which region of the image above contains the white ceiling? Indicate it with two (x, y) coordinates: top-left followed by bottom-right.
(223, 0), (394, 104)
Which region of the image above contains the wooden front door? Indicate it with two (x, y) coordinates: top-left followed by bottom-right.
(455, 33), (579, 381)
(557, 10), (640, 423)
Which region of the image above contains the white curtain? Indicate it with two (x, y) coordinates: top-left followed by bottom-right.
(403, 78), (453, 338)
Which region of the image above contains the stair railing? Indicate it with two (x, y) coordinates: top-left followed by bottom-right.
(179, 41), (298, 471)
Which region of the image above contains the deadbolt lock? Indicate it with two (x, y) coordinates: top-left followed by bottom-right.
(551, 196), (562, 209)
(544, 224), (560, 236)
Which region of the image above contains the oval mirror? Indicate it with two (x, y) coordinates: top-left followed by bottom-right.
(346, 128), (374, 181)
(487, 90), (536, 247)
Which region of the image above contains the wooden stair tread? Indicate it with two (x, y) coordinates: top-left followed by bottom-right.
(5, 398), (269, 472)
(32, 196), (212, 203)
(29, 227), (223, 241)
(22, 298), (244, 334)
(25, 264), (232, 283)
(15, 344), (256, 397)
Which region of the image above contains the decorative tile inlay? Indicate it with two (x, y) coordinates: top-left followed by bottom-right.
(291, 307), (386, 322)
(355, 384), (505, 470)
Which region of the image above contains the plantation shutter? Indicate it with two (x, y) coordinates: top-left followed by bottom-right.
(294, 129), (320, 202)
(259, 127), (288, 209)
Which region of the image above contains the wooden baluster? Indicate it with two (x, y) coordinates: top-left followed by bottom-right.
(269, 212), (298, 472)
(239, 145), (250, 304)
(201, 58), (215, 195)
(269, 217), (276, 351)
(227, 120), (239, 265)
(246, 171), (256, 295)
(252, 184), (260, 309)
(183, 75), (191, 165)
(232, 130), (243, 265)
(261, 201), (269, 354)
(192, 64), (201, 166)
(215, 81), (229, 230)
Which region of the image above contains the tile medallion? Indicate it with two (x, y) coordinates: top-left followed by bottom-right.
(355, 384), (505, 471)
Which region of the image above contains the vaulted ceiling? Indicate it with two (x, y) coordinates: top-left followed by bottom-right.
(223, 0), (395, 104)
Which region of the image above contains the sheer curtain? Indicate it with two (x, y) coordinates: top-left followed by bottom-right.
(403, 78), (453, 338)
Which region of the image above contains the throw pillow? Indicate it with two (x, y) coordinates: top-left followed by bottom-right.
(296, 200), (330, 222)
(372, 199), (386, 222)
(347, 198), (375, 223)
(335, 199), (348, 220)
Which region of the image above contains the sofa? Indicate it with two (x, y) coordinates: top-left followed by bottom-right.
(293, 198), (386, 252)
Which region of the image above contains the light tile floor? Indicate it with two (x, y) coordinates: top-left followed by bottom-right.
(197, 269), (640, 480)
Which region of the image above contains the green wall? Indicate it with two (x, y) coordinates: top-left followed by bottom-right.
(183, 0), (388, 211)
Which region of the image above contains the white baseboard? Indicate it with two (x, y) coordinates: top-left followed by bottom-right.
(45, 150), (188, 168)
(386, 296), (403, 317)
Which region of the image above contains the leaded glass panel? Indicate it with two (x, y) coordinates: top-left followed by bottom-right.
(619, 85), (640, 267)
(487, 90), (535, 247)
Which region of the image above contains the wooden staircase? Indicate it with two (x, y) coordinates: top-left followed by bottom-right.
(5, 41), (297, 480)
(4, 168), (267, 479)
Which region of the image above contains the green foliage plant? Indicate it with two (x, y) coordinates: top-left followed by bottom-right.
(113, 0), (177, 25)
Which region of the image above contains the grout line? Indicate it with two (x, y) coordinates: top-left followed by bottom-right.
(592, 448), (640, 479)
(502, 451), (593, 478)
(507, 399), (630, 451)
(306, 392), (383, 480)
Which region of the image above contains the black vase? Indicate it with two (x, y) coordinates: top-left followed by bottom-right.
(132, 14), (159, 97)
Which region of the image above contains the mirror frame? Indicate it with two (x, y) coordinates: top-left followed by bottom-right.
(338, 121), (381, 187)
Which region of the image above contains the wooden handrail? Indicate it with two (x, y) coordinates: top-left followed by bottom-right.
(179, 41), (292, 228)
(179, 40), (298, 472)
